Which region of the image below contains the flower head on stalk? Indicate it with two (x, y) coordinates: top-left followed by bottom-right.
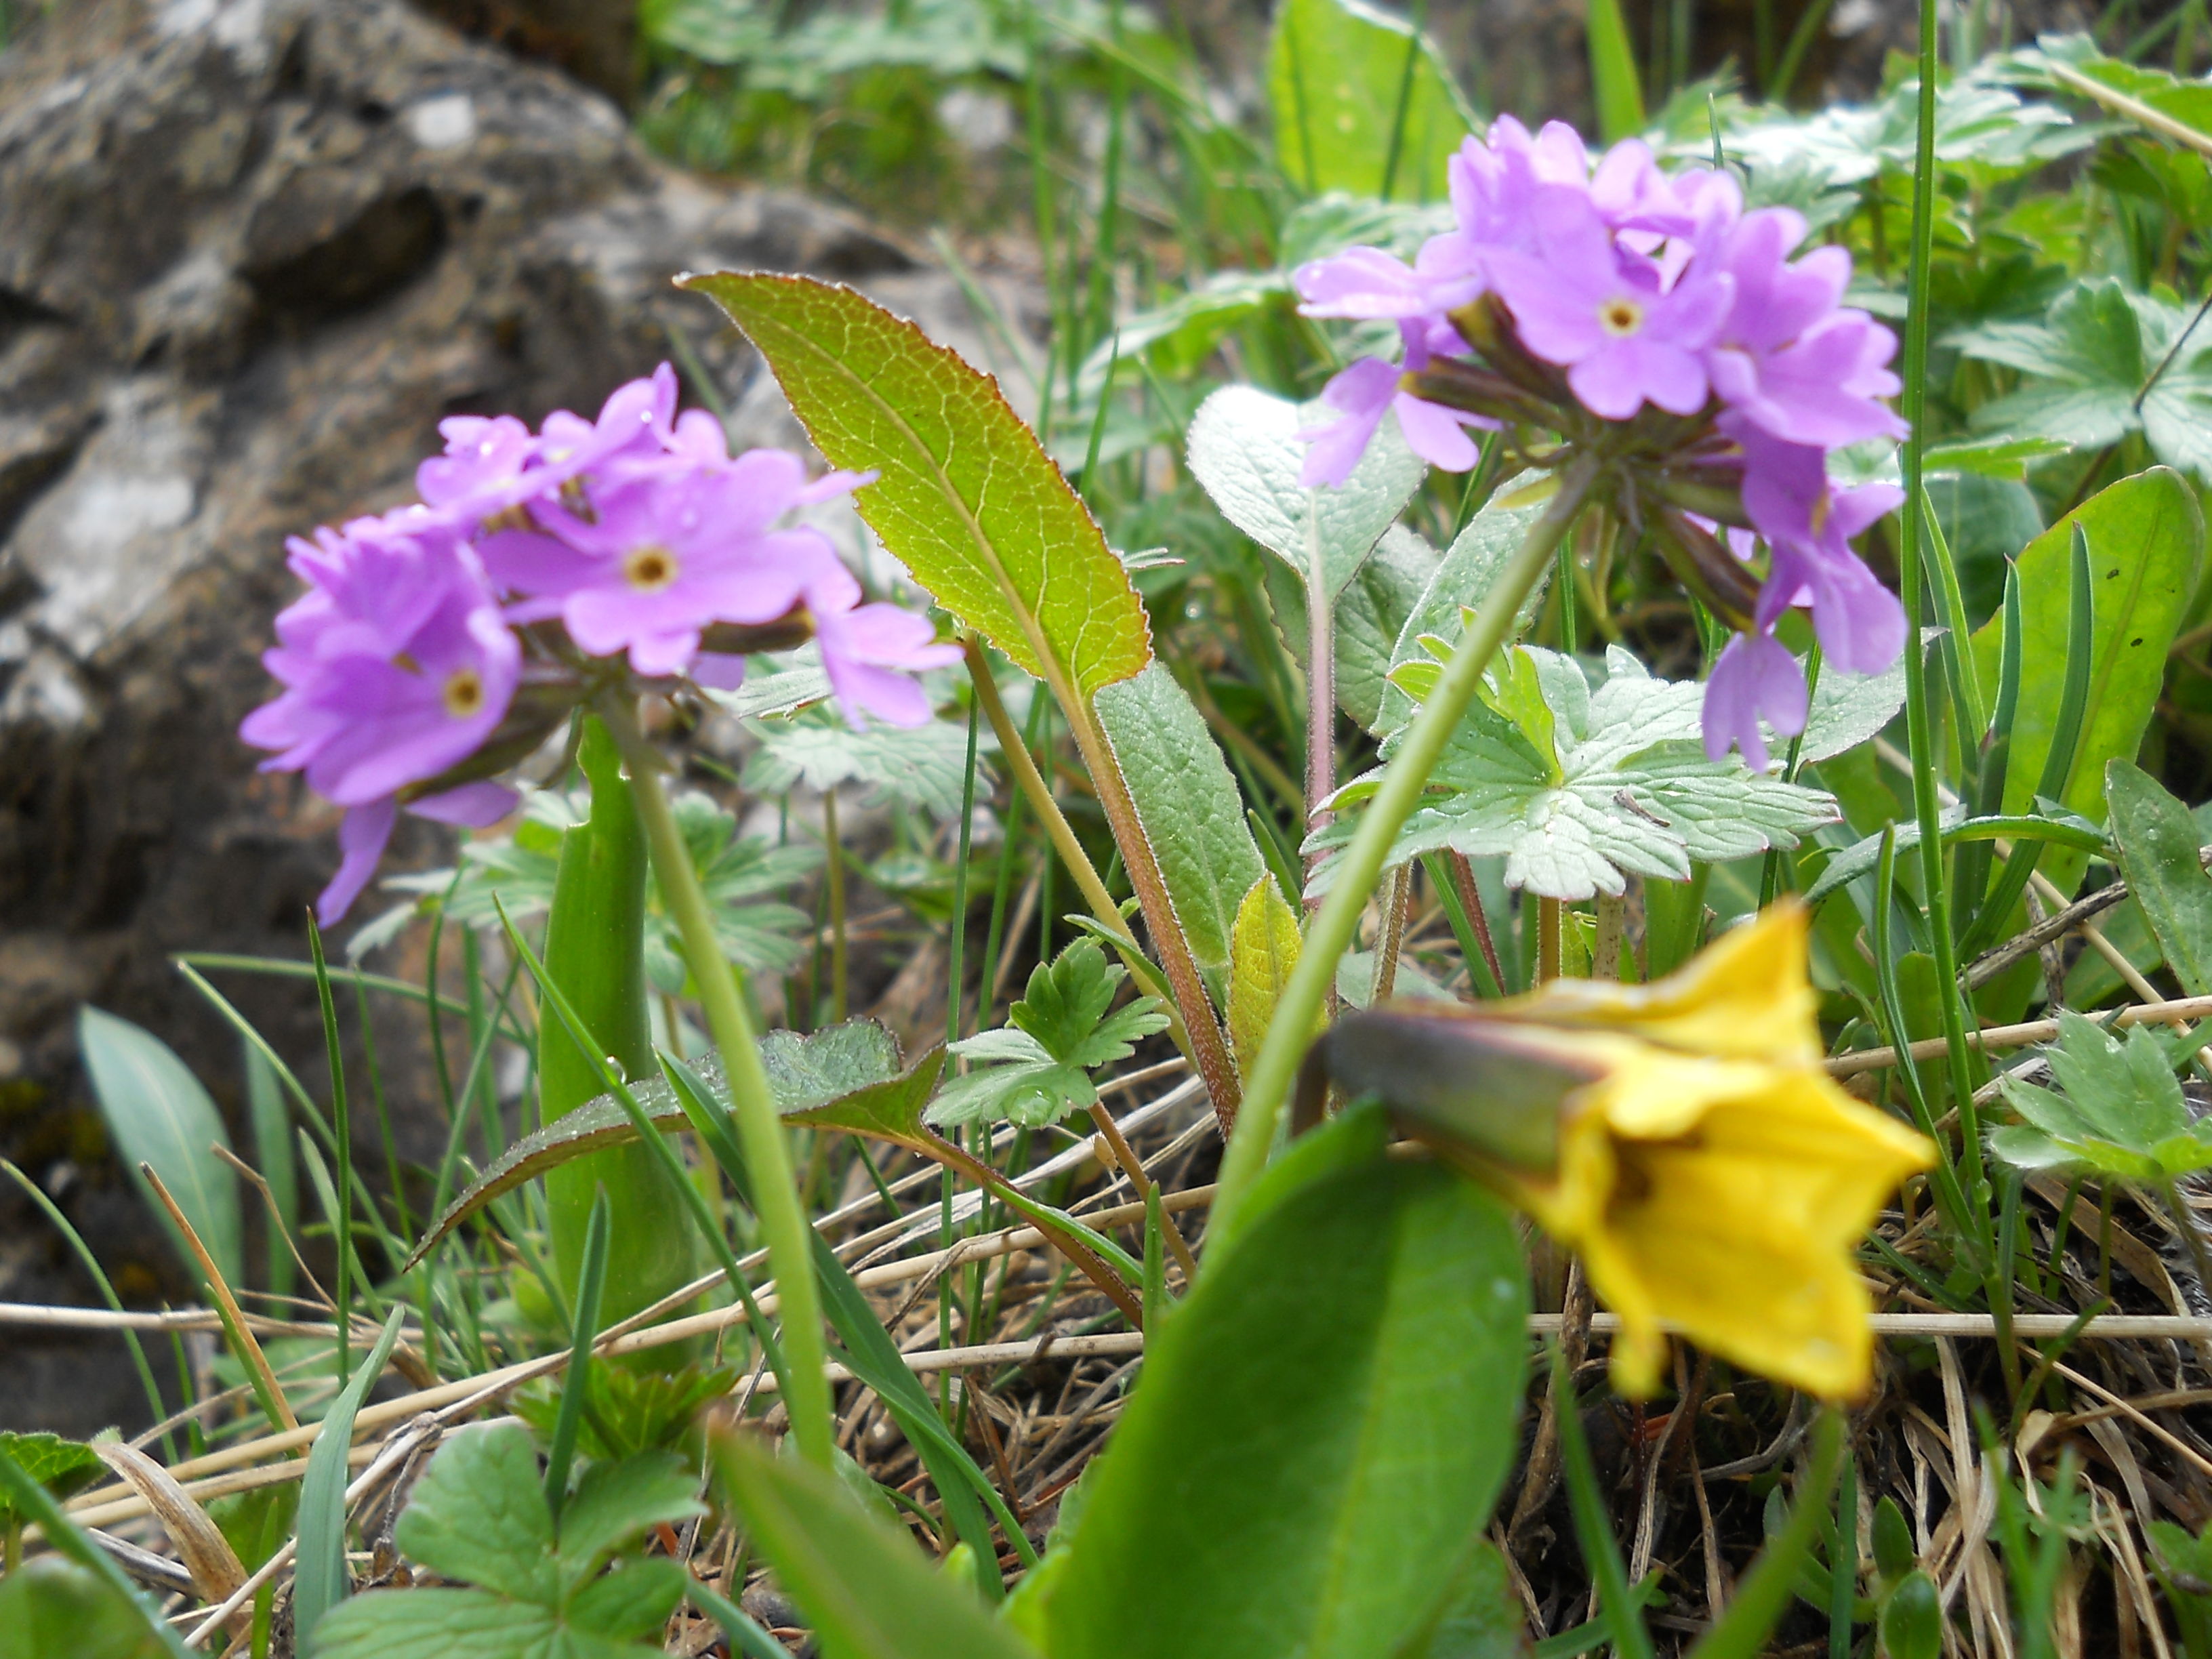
(242, 364), (952, 920)
(1312, 903), (1934, 1399)
(1288, 116), (1910, 766)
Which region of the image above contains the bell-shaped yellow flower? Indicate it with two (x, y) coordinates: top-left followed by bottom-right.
(1324, 903), (1933, 1400)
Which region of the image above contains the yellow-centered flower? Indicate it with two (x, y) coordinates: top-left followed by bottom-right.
(1322, 903), (1933, 1400)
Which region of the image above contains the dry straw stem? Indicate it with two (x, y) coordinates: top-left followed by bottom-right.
(1826, 993), (2212, 1076)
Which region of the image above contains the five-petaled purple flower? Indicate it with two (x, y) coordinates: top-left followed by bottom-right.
(244, 365), (954, 921)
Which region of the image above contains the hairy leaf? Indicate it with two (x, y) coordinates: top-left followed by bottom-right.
(2106, 760), (2212, 997)
(1093, 664), (1268, 975)
(1315, 647), (1839, 901)
(1228, 876), (1309, 1080)
(742, 707), (985, 819)
(1187, 384), (1424, 600)
(682, 273), (1151, 699)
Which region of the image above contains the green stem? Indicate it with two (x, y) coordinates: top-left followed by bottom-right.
(1897, 0), (1993, 1256)
(1211, 459), (1598, 1250)
(597, 694), (836, 1469)
(824, 787), (848, 1025)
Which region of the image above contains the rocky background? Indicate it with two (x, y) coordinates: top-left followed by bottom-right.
(0, 0), (1027, 1433)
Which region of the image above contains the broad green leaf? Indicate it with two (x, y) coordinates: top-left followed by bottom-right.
(1036, 1145), (1529, 1659)
(0, 1432), (105, 1528)
(1336, 525), (1441, 732)
(682, 272), (1151, 699)
(705, 657), (834, 719)
(1969, 468), (2204, 893)
(2108, 760), (2212, 996)
(512, 1362), (741, 1464)
(1186, 385), (1424, 600)
(1228, 876), (1311, 1080)
(742, 709), (985, 820)
(1093, 663), (1269, 973)
(296, 1310), (409, 1655)
(1080, 270), (1295, 384)
(0, 1559), (169, 1659)
(1925, 434), (2072, 480)
(409, 1030), (927, 1261)
(554, 1455), (706, 1591)
(783, 1048), (947, 1147)
(1956, 281), (2212, 483)
(1399, 1541), (1530, 1659)
(1317, 647), (1838, 901)
(78, 1006), (241, 1291)
(708, 1429), (1042, 1659)
(1267, 0), (1477, 201)
(1376, 479), (1554, 733)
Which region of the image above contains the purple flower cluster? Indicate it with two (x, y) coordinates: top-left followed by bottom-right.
(1292, 117), (1908, 771)
(243, 365), (957, 924)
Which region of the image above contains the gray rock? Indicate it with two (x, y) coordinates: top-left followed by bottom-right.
(0, 0), (1033, 1426)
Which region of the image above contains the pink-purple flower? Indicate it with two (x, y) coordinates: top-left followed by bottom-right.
(243, 363), (955, 921)
(1285, 114), (1911, 768)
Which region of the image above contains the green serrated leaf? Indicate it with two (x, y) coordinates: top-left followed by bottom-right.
(932, 941), (1168, 1128)
(0, 1433), (106, 1528)
(1991, 1010), (2212, 1180)
(1957, 281), (2212, 482)
(321, 1427), (700, 1659)
(1267, 0), (1477, 201)
(1092, 664), (1267, 973)
(1315, 646), (1839, 902)
(681, 272), (1151, 700)
(1185, 385), (1425, 600)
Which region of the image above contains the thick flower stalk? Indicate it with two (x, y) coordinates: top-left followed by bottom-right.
(1294, 117), (1908, 771)
(242, 363), (957, 923)
(1317, 903), (1934, 1399)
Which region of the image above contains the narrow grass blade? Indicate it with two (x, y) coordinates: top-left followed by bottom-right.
(304, 914), (353, 1387)
(243, 1044), (297, 1301)
(544, 1185), (609, 1517)
(291, 1308), (406, 1658)
(1687, 1412), (1845, 1659)
(1, 1158), (169, 1448)
(1551, 1344), (1657, 1659)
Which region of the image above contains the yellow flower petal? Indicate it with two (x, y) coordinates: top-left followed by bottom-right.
(1522, 1050), (1933, 1399)
(1495, 901), (1824, 1065)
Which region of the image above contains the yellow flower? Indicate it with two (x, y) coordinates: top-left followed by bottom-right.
(1330, 902), (1933, 1400)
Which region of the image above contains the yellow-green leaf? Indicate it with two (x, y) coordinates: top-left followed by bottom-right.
(680, 273), (1151, 699)
(1229, 876), (1316, 1079)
